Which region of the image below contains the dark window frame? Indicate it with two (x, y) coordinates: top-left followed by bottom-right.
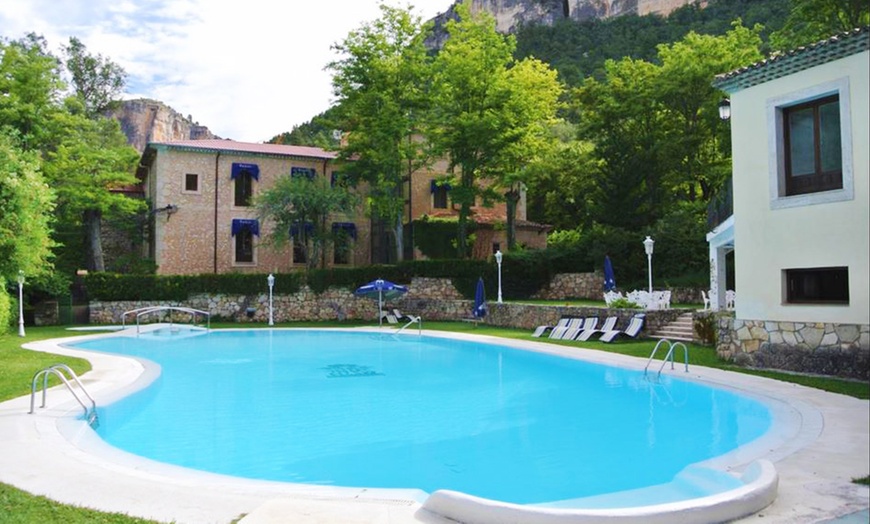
(184, 173), (199, 192)
(235, 228), (254, 263)
(783, 95), (842, 196)
(234, 172), (253, 207)
(784, 266), (849, 305)
(292, 236), (307, 265)
(433, 186), (449, 209)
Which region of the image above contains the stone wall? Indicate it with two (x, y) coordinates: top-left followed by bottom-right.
(717, 317), (870, 380)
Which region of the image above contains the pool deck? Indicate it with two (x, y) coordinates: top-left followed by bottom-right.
(0, 328), (867, 524)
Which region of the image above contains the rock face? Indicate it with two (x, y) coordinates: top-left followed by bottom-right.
(427, 0), (704, 47)
(109, 98), (217, 153)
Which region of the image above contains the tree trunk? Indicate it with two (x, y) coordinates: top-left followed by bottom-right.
(84, 209), (105, 271)
(394, 212), (404, 262)
(505, 188), (520, 250)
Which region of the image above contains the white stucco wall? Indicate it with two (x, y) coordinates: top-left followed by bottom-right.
(730, 51), (869, 325)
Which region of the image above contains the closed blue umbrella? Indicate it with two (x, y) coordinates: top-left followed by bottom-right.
(604, 256), (617, 291)
(473, 277), (487, 319)
(354, 279), (409, 326)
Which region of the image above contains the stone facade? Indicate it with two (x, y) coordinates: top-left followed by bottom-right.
(717, 317), (870, 380)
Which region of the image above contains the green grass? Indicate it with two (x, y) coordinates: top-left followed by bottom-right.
(0, 321), (867, 521)
(0, 482), (162, 524)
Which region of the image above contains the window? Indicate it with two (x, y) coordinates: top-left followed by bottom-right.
(234, 173), (253, 206)
(431, 180), (451, 209)
(231, 163), (259, 207)
(231, 219), (259, 264)
(235, 228), (254, 263)
(293, 237), (307, 265)
(291, 167), (316, 180)
(332, 222), (357, 265)
(184, 173), (199, 192)
(767, 78), (853, 209)
(492, 242), (500, 255)
(783, 95), (842, 196)
(784, 267), (849, 304)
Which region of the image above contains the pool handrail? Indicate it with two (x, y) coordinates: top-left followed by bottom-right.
(644, 339), (689, 377)
(122, 306), (210, 334)
(30, 363), (99, 428)
(396, 315), (422, 335)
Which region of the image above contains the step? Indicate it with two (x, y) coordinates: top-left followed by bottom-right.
(649, 334), (694, 342)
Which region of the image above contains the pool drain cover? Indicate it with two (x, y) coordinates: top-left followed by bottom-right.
(322, 364), (384, 378)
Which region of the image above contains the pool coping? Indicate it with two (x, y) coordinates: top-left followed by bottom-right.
(0, 327), (866, 524)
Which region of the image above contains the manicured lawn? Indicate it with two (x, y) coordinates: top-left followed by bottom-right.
(0, 482), (161, 524)
(0, 321), (867, 522)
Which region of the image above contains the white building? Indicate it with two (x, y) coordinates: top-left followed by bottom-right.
(709, 27), (869, 378)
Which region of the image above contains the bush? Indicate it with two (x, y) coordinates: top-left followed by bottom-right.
(0, 277), (10, 334)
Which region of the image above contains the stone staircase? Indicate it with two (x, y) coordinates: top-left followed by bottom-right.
(649, 312), (694, 342)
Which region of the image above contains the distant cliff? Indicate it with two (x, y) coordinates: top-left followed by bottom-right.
(427, 0), (705, 47)
(109, 98), (217, 153)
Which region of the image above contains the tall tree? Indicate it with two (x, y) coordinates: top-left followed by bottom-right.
(0, 34), (64, 150)
(490, 57), (563, 249)
(656, 24), (763, 201)
(770, 0), (869, 49)
(430, 1), (560, 257)
(328, 3), (432, 262)
(255, 175), (359, 270)
(0, 131), (56, 281)
(42, 108), (142, 272)
(574, 57), (668, 229)
(62, 36), (127, 118)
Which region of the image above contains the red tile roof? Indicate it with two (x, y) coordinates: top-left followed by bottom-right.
(150, 139), (338, 160)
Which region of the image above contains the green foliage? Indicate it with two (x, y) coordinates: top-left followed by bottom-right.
(514, 0), (790, 87)
(694, 313), (718, 346)
(0, 132), (56, 281)
(412, 216), (476, 259)
(770, 0), (869, 50)
(62, 36), (127, 118)
(268, 106), (340, 148)
(254, 174), (359, 270)
(607, 297), (642, 309)
(329, 4), (434, 262)
(0, 277), (10, 333)
(84, 272), (304, 301)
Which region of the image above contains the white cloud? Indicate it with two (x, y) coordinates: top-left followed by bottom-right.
(1, 0), (453, 142)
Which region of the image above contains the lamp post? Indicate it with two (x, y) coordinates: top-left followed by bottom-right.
(643, 236), (654, 294)
(17, 270), (25, 337)
(267, 273), (275, 326)
(495, 250), (503, 304)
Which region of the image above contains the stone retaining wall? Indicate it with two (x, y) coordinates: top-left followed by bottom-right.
(717, 317), (870, 380)
(531, 272), (702, 304)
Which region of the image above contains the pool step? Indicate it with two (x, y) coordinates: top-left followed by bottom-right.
(649, 313), (694, 343)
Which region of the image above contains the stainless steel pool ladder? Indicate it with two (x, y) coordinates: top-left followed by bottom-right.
(644, 339), (689, 378)
(396, 315), (422, 335)
(122, 305), (211, 334)
(30, 364), (99, 428)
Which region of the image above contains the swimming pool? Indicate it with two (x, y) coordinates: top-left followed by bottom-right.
(67, 329), (771, 506)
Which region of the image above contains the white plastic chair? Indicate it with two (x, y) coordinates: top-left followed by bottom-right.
(725, 290), (736, 310)
(701, 290), (710, 310)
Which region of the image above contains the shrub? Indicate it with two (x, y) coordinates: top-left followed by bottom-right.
(0, 277), (10, 334)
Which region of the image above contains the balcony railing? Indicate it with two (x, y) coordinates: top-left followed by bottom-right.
(707, 178), (733, 231)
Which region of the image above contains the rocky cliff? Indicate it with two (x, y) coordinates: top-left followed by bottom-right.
(427, 0), (705, 47)
(109, 98), (217, 153)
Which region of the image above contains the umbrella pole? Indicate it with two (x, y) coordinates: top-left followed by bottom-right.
(378, 289), (383, 327)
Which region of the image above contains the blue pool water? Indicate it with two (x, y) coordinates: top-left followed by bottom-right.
(68, 329), (771, 505)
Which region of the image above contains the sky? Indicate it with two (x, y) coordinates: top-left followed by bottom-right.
(0, 0), (455, 143)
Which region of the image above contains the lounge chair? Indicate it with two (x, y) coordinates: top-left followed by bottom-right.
(393, 308), (413, 322)
(549, 318), (583, 339)
(599, 314), (645, 343)
(575, 316), (618, 341)
(561, 317), (598, 340)
(380, 311), (399, 324)
(532, 317), (570, 338)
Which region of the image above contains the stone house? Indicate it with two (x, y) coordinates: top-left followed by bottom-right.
(710, 27), (869, 376)
(136, 139), (548, 274)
